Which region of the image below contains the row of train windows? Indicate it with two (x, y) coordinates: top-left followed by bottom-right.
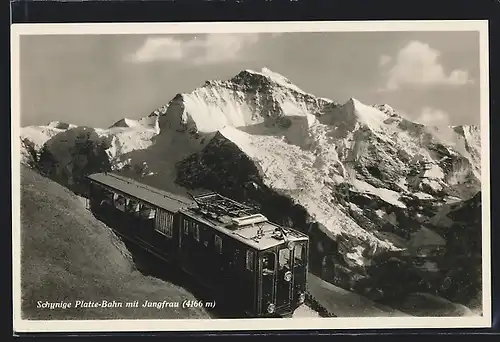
(182, 219), (224, 255)
(99, 191), (256, 271)
(100, 192), (157, 219)
(182, 218), (255, 272)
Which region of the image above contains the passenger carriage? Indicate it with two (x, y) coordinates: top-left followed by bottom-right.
(86, 172), (309, 318)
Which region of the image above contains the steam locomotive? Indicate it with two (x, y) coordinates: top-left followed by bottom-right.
(86, 172), (309, 318)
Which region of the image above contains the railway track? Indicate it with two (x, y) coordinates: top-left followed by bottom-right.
(305, 291), (337, 317)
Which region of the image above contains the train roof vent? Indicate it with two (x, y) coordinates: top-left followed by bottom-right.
(189, 192), (260, 219)
(231, 214), (268, 227)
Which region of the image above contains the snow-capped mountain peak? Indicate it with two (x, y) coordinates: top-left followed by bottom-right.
(153, 68), (335, 134)
(227, 67), (318, 97)
(372, 103), (399, 117)
(46, 121), (76, 130)
(244, 67), (306, 93)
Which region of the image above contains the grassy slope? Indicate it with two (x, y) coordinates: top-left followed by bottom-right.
(20, 166), (209, 320)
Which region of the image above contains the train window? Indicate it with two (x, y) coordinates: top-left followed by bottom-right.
(148, 207), (157, 219)
(294, 243), (305, 265)
(193, 223), (200, 242)
(114, 194), (127, 212)
(246, 250), (255, 271)
(127, 199), (140, 214)
(214, 235), (223, 254)
(183, 219), (189, 235)
(100, 191), (113, 206)
(138, 204), (156, 219)
(262, 252), (275, 275)
(278, 248), (291, 269)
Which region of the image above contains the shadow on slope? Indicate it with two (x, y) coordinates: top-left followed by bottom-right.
(20, 165), (209, 320)
(237, 116), (313, 149)
(307, 273), (410, 317)
(396, 293), (475, 317)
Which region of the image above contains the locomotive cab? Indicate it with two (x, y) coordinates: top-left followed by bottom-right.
(259, 236), (308, 317)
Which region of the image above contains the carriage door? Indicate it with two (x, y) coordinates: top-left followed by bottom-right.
(261, 251), (276, 313)
(179, 217), (193, 273)
(275, 246), (293, 309)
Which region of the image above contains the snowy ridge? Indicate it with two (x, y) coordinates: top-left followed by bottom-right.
(245, 67), (307, 94)
(21, 125), (67, 150)
(156, 68), (334, 135)
(21, 115), (161, 167)
(452, 125), (481, 177)
(109, 116), (160, 131)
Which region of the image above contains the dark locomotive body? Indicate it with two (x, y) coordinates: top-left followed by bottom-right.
(86, 172), (309, 318)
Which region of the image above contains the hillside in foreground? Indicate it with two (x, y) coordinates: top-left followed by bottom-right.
(20, 165), (209, 320)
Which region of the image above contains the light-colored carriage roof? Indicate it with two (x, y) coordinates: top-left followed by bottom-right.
(87, 172), (194, 212)
(180, 207), (308, 251)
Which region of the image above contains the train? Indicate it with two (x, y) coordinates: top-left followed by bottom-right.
(85, 172), (309, 318)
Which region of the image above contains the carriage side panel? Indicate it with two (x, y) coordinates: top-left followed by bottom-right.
(177, 212), (259, 316)
(223, 238), (258, 315)
(178, 213), (226, 290)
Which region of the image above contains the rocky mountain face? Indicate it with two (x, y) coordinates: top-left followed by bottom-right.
(20, 67), (482, 312)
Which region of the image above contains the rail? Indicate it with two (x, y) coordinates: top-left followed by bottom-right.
(305, 291), (337, 317)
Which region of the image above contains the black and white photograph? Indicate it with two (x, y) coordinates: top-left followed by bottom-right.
(11, 21), (491, 332)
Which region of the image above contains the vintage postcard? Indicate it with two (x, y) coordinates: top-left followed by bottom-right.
(11, 20), (491, 333)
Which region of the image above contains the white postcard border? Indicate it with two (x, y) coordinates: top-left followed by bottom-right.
(11, 20), (491, 333)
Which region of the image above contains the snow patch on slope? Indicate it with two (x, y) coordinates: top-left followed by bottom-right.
(350, 98), (389, 133)
(218, 125), (397, 252)
(21, 116), (161, 167)
(181, 88), (257, 132)
(21, 125), (65, 150)
(95, 124), (159, 161)
(351, 178), (407, 208)
(110, 116), (160, 131)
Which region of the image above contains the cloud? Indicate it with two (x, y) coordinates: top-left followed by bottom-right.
(127, 33), (260, 65)
(416, 107), (450, 127)
(416, 107), (460, 143)
(379, 55), (392, 67)
(379, 41), (474, 91)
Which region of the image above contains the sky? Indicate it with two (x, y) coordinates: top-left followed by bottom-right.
(19, 31), (481, 128)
